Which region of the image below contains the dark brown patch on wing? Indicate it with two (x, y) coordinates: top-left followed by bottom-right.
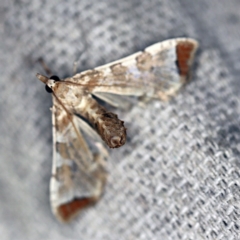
(176, 41), (195, 77)
(56, 142), (69, 159)
(54, 164), (72, 185)
(108, 63), (128, 82)
(54, 102), (73, 133)
(79, 70), (104, 86)
(110, 63), (128, 75)
(136, 51), (152, 71)
(57, 198), (95, 222)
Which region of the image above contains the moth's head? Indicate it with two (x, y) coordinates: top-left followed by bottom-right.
(36, 73), (60, 93)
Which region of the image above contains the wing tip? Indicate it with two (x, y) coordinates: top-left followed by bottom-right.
(54, 197), (97, 223)
(175, 38), (199, 79)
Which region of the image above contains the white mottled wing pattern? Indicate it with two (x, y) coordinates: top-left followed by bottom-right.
(36, 37), (198, 223)
(65, 38), (198, 102)
(50, 97), (107, 222)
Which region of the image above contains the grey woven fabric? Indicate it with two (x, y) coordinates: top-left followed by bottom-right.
(1, 0), (240, 239)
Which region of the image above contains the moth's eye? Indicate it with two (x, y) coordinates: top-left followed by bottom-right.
(45, 75), (60, 93)
(45, 85), (53, 93)
(50, 75), (60, 81)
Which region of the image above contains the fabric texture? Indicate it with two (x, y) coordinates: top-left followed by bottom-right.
(1, 0), (240, 239)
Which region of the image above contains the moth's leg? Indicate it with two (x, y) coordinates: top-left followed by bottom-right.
(37, 58), (52, 76)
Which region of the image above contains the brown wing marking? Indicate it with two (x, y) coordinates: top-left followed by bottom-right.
(176, 41), (196, 78)
(64, 38), (198, 100)
(51, 96), (107, 223)
(57, 198), (96, 222)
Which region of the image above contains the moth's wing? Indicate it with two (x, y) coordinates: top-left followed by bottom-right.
(92, 92), (134, 109)
(75, 116), (102, 141)
(50, 97), (108, 223)
(66, 38), (198, 102)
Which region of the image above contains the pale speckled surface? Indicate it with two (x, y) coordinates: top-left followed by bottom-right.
(1, 0), (240, 239)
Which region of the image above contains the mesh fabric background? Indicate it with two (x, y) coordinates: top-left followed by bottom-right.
(1, 0), (240, 239)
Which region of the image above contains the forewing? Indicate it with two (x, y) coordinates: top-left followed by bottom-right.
(50, 97), (107, 222)
(65, 38), (198, 101)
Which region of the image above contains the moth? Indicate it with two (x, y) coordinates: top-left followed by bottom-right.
(36, 38), (198, 222)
